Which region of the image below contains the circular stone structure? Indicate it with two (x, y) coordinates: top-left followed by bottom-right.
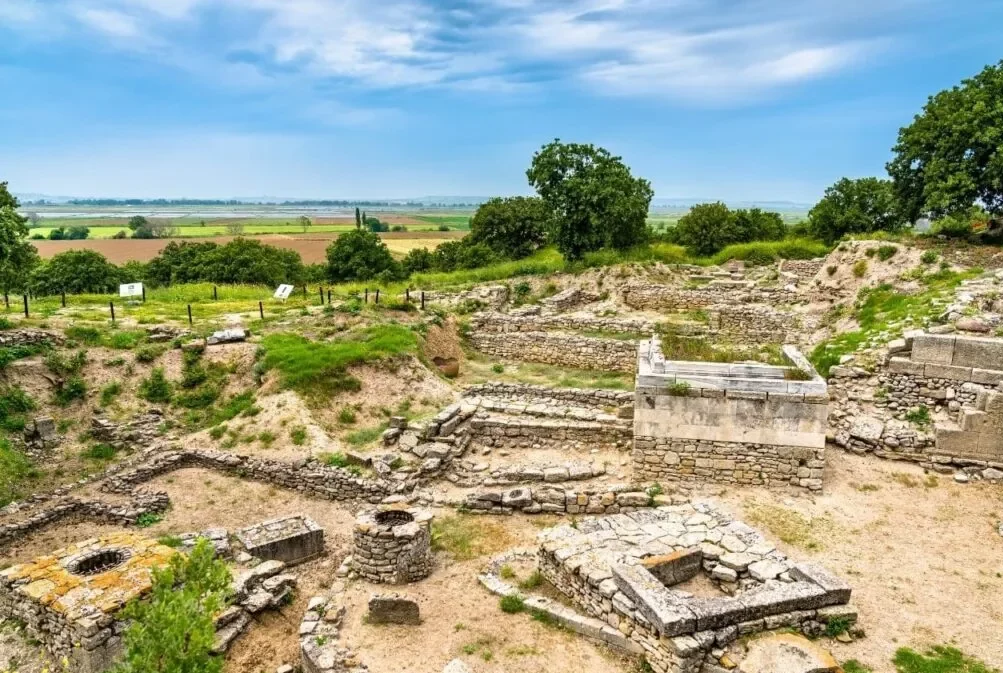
(351, 507), (433, 584)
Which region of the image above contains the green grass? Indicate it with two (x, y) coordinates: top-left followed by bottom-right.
(810, 268), (981, 377)
(345, 423), (388, 446)
(430, 515), (514, 561)
(708, 238), (828, 266)
(0, 438), (38, 507)
(260, 325), (418, 398)
(499, 595), (526, 614)
(83, 443), (118, 461)
(893, 646), (998, 673)
(843, 661), (873, 673)
(0, 386), (36, 433)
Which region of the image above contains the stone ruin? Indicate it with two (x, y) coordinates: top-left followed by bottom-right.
(0, 532), (178, 673)
(532, 504), (854, 673)
(633, 337), (830, 491)
(351, 507), (434, 584)
(235, 514), (324, 565)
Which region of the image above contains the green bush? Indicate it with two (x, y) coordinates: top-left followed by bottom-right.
(290, 426), (307, 445)
(55, 376), (87, 406)
(930, 211), (976, 239)
(100, 382), (122, 407)
(0, 317), (12, 330)
(135, 344), (164, 363)
(852, 260), (868, 277)
(499, 595), (526, 614)
(31, 249), (121, 295)
(673, 203), (787, 256)
(468, 196), (550, 259)
(920, 250), (939, 264)
(337, 407), (357, 424)
(209, 424), (227, 440)
(145, 239), (304, 287)
(808, 177), (904, 243)
(64, 326), (103, 345)
(0, 438), (37, 507)
(111, 538), (231, 673)
(876, 245), (898, 261)
(84, 443), (118, 460)
(325, 229), (401, 282)
(140, 368), (173, 403)
(0, 386), (36, 433)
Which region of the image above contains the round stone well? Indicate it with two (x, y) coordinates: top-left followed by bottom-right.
(351, 507), (433, 584)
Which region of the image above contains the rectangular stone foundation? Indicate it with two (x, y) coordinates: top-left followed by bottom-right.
(633, 437), (826, 491)
(236, 515), (324, 564)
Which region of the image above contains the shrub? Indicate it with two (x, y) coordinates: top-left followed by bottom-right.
(852, 260), (868, 277)
(135, 512), (162, 528)
(667, 381), (691, 397)
(0, 385), (35, 431)
(492, 363), (504, 374)
(140, 368), (173, 403)
(320, 452), (349, 468)
(290, 426), (307, 445)
(920, 250), (939, 264)
(111, 538), (231, 673)
(145, 239), (304, 287)
(325, 229), (401, 282)
(174, 385), (220, 409)
(0, 438), (36, 507)
(84, 443), (118, 460)
(337, 407), (357, 424)
(55, 376), (86, 406)
(905, 406), (931, 427)
(709, 239), (827, 266)
(135, 345), (163, 363)
(876, 245), (898, 261)
(209, 425), (227, 440)
(65, 326), (103, 345)
(826, 265), (838, 276)
(108, 330), (145, 350)
(499, 595), (526, 614)
(100, 382), (122, 406)
(402, 247), (435, 275)
(0, 317), (11, 330)
(930, 211), (976, 239)
(30, 249), (121, 295)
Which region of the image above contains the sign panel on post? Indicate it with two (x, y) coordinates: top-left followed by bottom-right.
(119, 283), (143, 298)
(273, 284), (294, 300)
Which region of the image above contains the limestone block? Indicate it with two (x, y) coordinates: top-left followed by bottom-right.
(971, 368), (1003, 386)
(367, 593), (420, 625)
(887, 357), (924, 376)
(642, 548), (702, 587)
(737, 633), (839, 673)
(951, 336), (1003, 369)
(911, 334), (956, 364)
(923, 363), (973, 382)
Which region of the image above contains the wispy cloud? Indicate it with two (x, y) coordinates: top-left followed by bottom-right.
(5, 0), (920, 104)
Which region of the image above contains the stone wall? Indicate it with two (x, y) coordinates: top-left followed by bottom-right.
(535, 505), (854, 673)
(467, 331), (638, 372)
(937, 390), (1003, 463)
(622, 282), (801, 311)
(0, 328), (63, 348)
(0, 491), (170, 546)
(462, 382), (634, 409)
(462, 482), (661, 515)
(632, 437), (825, 491)
(468, 415), (633, 451)
(779, 258), (825, 285)
(101, 449), (390, 502)
(471, 311), (655, 336)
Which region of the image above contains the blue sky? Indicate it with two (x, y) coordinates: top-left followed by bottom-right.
(1, 0), (1000, 202)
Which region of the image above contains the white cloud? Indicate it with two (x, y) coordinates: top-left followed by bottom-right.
(9, 0), (914, 104)
(74, 7), (141, 38)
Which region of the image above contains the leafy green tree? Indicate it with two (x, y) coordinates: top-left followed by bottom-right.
(128, 215), (149, 232)
(469, 196), (550, 259)
(31, 250), (120, 295)
(112, 538), (232, 673)
(673, 202), (737, 255)
(887, 60), (1003, 232)
(432, 240), (498, 272)
(734, 208), (785, 242)
(402, 247), (435, 275)
(144, 240), (303, 287)
(355, 207), (362, 230)
(325, 229), (401, 282)
(298, 215), (312, 233)
(526, 140), (653, 260)
(0, 182), (36, 292)
(808, 177), (904, 243)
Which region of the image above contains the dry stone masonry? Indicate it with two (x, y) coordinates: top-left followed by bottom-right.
(535, 504), (854, 673)
(633, 338), (829, 491)
(0, 532), (177, 673)
(467, 330), (639, 372)
(351, 508), (434, 584)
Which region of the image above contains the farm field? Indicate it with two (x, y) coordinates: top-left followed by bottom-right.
(31, 231), (466, 263)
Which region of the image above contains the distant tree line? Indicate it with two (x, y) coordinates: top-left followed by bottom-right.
(50, 198), (429, 207)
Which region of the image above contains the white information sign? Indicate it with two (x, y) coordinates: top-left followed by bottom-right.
(274, 284), (294, 300)
(119, 283), (144, 298)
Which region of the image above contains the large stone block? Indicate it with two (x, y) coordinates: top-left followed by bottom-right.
(236, 515), (324, 565)
(367, 593), (420, 625)
(611, 564), (696, 636)
(923, 363), (973, 382)
(971, 368), (1003, 386)
(951, 336), (1003, 370)
(887, 357), (925, 376)
(911, 334), (956, 364)
(642, 548), (703, 587)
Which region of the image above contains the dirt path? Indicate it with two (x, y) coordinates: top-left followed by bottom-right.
(711, 450), (1003, 672)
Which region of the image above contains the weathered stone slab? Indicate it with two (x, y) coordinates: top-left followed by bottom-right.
(611, 564), (696, 636)
(367, 593), (420, 625)
(911, 334), (956, 364)
(236, 515), (324, 565)
(789, 563), (852, 604)
(951, 336), (1003, 369)
(738, 633), (839, 673)
(923, 363), (973, 382)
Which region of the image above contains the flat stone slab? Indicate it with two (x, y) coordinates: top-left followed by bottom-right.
(368, 593), (420, 625)
(738, 633), (839, 673)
